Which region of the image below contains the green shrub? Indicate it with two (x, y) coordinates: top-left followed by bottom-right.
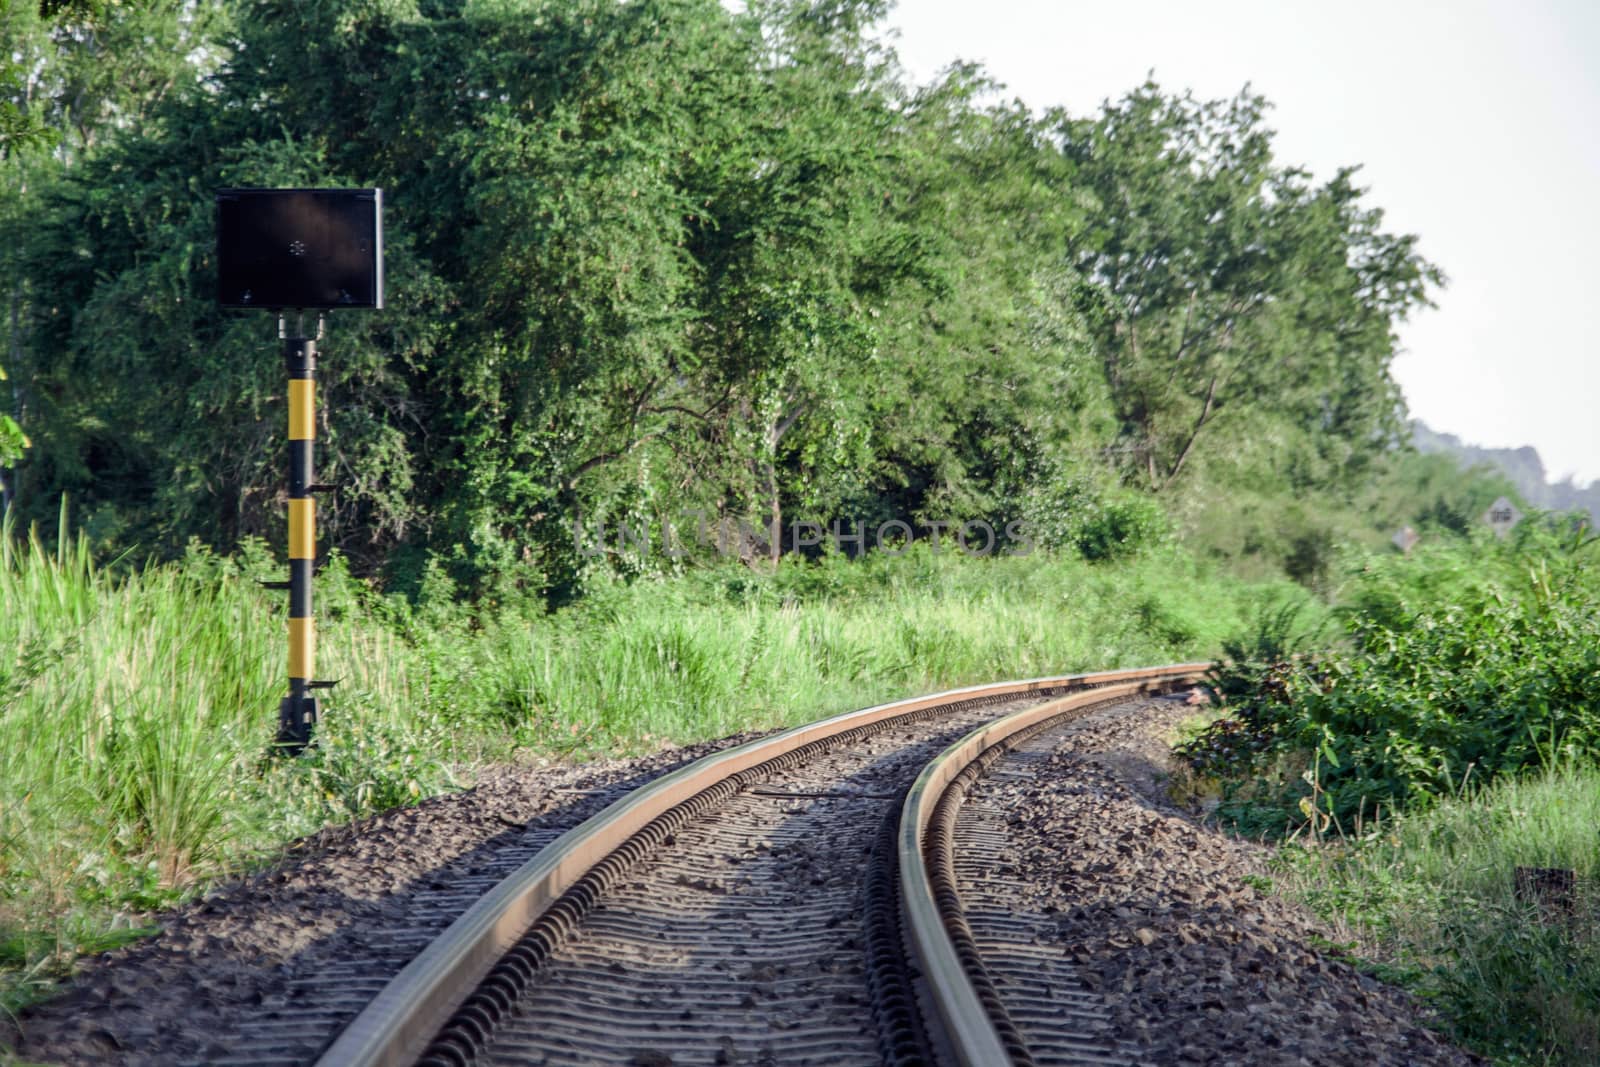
(1022, 474), (1172, 562)
(1187, 527), (1600, 827)
(1075, 492), (1168, 561)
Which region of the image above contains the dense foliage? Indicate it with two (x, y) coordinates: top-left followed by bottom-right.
(2, 0), (1453, 596)
(1165, 523), (1600, 1064)
(1181, 521), (1600, 828)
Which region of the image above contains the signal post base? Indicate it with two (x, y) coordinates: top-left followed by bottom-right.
(277, 694), (321, 754)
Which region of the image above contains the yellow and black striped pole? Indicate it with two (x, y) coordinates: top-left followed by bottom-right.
(277, 313), (327, 752)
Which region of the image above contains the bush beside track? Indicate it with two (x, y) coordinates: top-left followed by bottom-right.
(1174, 524), (1600, 1064)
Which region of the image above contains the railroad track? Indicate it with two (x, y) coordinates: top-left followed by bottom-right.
(313, 664), (1203, 1067)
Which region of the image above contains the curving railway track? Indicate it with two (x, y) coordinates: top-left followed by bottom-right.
(17, 663), (1480, 1067)
(316, 665), (1202, 1067)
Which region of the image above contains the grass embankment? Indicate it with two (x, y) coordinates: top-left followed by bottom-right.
(1273, 766), (1600, 1066)
(1177, 527), (1600, 1064)
(0, 519), (1310, 1015)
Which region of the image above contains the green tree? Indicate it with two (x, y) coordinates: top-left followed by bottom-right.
(1058, 83), (1441, 494)
(2, 0), (229, 514)
(8, 0), (1456, 595)
(16, 126), (450, 557)
(867, 69), (1108, 530)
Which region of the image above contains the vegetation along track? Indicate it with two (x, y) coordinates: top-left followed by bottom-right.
(316, 665), (1202, 1067)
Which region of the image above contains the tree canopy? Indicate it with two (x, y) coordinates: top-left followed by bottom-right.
(2, 0), (1449, 595)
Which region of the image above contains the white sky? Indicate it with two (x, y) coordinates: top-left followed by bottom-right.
(874, 0), (1600, 486)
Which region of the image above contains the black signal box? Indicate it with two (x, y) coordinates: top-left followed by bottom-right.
(216, 188), (384, 310)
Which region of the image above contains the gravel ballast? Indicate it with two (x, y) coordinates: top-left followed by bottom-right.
(12, 735), (771, 1067)
(957, 694), (1482, 1066)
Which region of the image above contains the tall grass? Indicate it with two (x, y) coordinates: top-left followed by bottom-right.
(1273, 765), (1600, 1065)
(0, 517), (1311, 1014)
(0, 516), (451, 1013)
(444, 545), (1291, 750)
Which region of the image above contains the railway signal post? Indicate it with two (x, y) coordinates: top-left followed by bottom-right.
(216, 187), (384, 753)
(280, 312), (328, 750)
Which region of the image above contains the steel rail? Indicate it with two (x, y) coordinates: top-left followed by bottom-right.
(317, 664), (1204, 1067)
(898, 668), (1205, 1066)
